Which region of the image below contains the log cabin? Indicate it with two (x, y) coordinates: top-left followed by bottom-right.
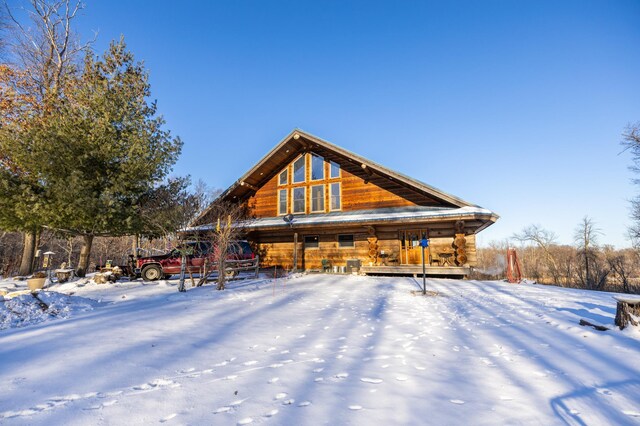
(190, 129), (498, 277)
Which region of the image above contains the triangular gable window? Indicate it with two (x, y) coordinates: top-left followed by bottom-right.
(330, 161), (340, 178)
(279, 169), (288, 185)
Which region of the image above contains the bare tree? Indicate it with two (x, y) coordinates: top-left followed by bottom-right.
(621, 122), (640, 247)
(201, 201), (251, 290)
(0, 231), (22, 276)
(192, 179), (221, 218)
(513, 224), (561, 283)
(0, 6), (8, 59)
(574, 216), (608, 289)
(3, 0), (93, 98)
(605, 247), (636, 294)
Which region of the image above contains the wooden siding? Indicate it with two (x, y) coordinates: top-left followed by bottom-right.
(247, 154), (421, 218)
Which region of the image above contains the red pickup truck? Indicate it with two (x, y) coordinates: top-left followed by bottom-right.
(135, 241), (256, 281)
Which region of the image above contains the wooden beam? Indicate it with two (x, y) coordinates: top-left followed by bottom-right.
(361, 163), (374, 176)
(240, 181), (258, 191)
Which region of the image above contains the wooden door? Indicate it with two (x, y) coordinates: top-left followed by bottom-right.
(400, 230), (430, 265)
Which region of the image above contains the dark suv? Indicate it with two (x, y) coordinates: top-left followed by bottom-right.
(135, 240), (256, 281)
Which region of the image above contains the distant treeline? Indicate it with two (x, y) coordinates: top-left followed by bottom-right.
(0, 232), (173, 277)
(472, 242), (640, 294)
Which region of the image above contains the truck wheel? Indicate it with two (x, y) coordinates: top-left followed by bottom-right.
(141, 265), (162, 281)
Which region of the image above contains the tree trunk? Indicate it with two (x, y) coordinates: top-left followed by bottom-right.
(76, 234), (94, 277)
(217, 258), (226, 290)
(19, 231), (36, 276)
(178, 254), (187, 292)
(132, 234), (139, 257)
(585, 252), (591, 289)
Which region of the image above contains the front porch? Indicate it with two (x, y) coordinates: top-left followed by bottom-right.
(359, 265), (470, 278)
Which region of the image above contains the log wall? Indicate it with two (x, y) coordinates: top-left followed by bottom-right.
(251, 227), (477, 270)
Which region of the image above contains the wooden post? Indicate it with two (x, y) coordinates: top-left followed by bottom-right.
(273, 265), (276, 297)
(421, 244), (426, 295)
(293, 233), (298, 273)
(255, 255), (260, 278)
(178, 254), (187, 292)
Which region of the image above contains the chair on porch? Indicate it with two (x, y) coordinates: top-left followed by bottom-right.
(321, 259), (332, 273)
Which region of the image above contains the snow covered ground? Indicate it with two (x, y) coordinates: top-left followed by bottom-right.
(1, 274), (639, 425)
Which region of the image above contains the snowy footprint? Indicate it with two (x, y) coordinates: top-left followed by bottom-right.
(160, 413), (177, 423)
(264, 409), (279, 417)
(360, 378), (383, 384)
(230, 398), (249, 407)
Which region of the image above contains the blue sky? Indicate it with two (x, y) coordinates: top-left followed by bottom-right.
(12, 0), (640, 247)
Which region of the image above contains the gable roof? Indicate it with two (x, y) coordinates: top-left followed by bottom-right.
(194, 129), (485, 225)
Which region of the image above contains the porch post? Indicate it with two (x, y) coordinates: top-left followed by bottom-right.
(421, 245), (426, 295)
(293, 232), (298, 273)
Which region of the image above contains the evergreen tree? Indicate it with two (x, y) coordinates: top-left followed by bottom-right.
(0, 65), (50, 274)
(2, 38), (185, 276)
(48, 38), (182, 275)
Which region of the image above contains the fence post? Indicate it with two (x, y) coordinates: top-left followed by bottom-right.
(255, 255), (260, 278)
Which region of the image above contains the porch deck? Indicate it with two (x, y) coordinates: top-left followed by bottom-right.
(359, 265), (470, 278)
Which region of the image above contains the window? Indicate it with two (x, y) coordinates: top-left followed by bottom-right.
(311, 154), (324, 180)
(293, 187), (305, 213)
(293, 156), (306, 183)
(304, 235), (319, 249)
(330, 182), (341, 210)
(278, 189), (287, 215)
(279, 169), (288, 185)
(311, 185), (324, 212)
(330, 161), (340, 178)
(338, 234), (354, 248)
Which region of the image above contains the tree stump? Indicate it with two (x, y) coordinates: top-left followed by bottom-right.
(614, 297), (640, 330)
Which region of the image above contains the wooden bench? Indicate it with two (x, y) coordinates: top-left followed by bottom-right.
(613, 296), (640, 330)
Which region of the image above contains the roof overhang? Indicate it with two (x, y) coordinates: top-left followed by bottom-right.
(187, 206), (499, 235)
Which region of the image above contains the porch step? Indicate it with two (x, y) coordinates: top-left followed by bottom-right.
(360, 265), (470, 277)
